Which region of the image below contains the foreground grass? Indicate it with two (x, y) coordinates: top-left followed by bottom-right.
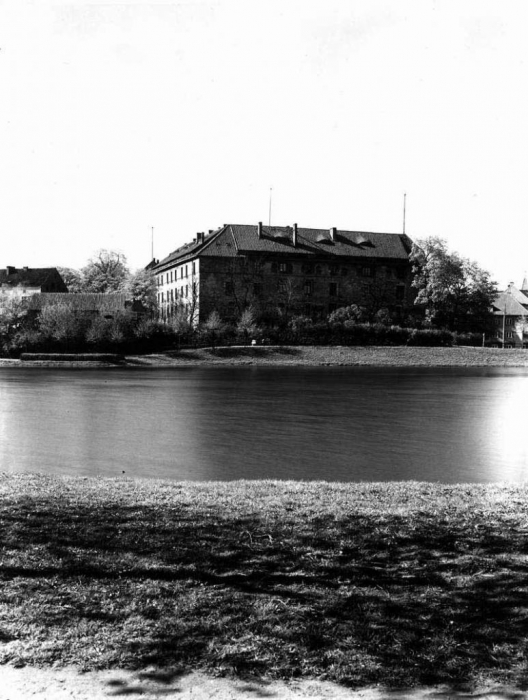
(2, 475), (528, 689)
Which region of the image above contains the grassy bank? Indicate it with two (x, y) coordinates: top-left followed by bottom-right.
(2, 475), (528, 690)
(127, 345), (528, 367)
(1, 345), (527, 368)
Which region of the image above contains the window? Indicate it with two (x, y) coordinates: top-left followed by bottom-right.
(180, 268), (184, 279)
(506, 332), (514, 339)
(192, 262), (196, 275)
(278, 280), (287, 293)
(302, 264), (314, 274)
(361, 266), (374, 278)
(506, 317), (514, 325)
(329, 282), (338, 297)
(185, 285), (188, 298)
(395, 267), (406, 280)
(270, 262), (278, 273)
(315, 265), (323, 276)
(279, 262), (293, 273)
(161, 292), (164, 303)
(170, 289), (174, 302)
(329, 265), (339, 277)
(304, 280), (314, 296)
(185, 265), (188, 278)
(170, 271), (173, 283)
(340, 267), (348, 276)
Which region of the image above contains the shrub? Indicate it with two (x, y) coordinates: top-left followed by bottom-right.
(407, 328), (454, 347)
(453, 332), (484, 347)
(38, 304), (89, 349)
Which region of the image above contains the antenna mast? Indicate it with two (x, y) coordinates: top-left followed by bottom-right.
(403, 193), (407, 234)
(151, 226), (154, 260)
(268, 187), (272, 227)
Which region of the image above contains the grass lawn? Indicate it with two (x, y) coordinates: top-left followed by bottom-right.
(2, 474), (528, 690)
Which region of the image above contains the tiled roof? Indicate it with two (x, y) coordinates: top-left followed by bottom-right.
(156, 227), (225, 269)
(155, 224), (413, 269)
(28, 293), (130, 312)
(493, 292), (528, 316)
(0, 267), (60, 288)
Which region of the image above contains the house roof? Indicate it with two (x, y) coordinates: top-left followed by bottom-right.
(28, 293), (130, 312)
(493, 289), (528, 316)
(155, 224), (413, 270)
(0, 267), (60, 288)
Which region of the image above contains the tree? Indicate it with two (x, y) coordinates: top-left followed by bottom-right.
(0, 294), (30, 353)
(237, 307), (259, 343)
(203, 310), (224, 351)
(124, 268), (157, 314)
(38, 303), (89, 348)
(410, 237), (497, 332)
(57, 267), (84, 293)
(81, 249), (129, 293)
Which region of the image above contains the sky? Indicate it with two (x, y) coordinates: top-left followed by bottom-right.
(1, 0), (528, 288)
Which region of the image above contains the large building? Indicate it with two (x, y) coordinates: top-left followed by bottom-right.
(489, 279), (528, 348)
(152, 223), (415, 325)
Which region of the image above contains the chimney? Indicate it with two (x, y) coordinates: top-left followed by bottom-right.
(6, 266), (15, 276)
(330, 227), (337, 241)
(196, 232), (205, 244)
(293, 223), (298, 247)
(257, 221), (263, 239)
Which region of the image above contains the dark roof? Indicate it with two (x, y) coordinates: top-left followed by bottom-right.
(154, 224), (413, 270)
(0, 267), (61, 288)
(28, 293), (130, 312)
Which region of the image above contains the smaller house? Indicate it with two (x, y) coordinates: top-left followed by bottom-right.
(490, 280), (528, 348)
(28, 293), (146, 319)
(0, 266), (68, 300)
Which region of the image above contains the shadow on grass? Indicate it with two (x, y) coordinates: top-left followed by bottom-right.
(163, 346), (303, 360)
(2, 494), (528, 691)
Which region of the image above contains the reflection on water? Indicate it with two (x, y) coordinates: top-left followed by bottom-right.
(0, 366), (527, 483)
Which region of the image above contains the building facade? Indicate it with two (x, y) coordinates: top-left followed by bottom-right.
(490, 280), (528, 348)
(152, 223), (415, 325)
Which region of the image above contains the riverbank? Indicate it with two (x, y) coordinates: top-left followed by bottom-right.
(1, 345), (528, 367)
(2, 474), (528, 695)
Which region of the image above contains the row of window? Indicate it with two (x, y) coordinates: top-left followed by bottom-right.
(158, 261), (406, 284)
(223, 280), (406, 300)
(158, 262), (196, 286)
(158, 283), (197, 303)
(495, 316), (527, 325)
(270, 262), (404, 278)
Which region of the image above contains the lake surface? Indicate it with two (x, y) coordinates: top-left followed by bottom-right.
(0, 366), (527, 483)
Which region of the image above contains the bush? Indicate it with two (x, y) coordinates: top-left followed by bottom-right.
(407, 328), (454, 347)
(453, 332), (484, 347)
(38, 304), (89, 349)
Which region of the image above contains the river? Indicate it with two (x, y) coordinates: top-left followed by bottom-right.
(0, 366), (526, 482)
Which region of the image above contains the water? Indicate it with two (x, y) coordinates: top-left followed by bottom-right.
(0, 366), (527, 483)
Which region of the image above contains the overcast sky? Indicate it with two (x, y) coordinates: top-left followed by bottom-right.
(1, 0), (527, 288)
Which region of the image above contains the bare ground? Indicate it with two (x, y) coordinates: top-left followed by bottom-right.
(3, 666), (528, 700)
